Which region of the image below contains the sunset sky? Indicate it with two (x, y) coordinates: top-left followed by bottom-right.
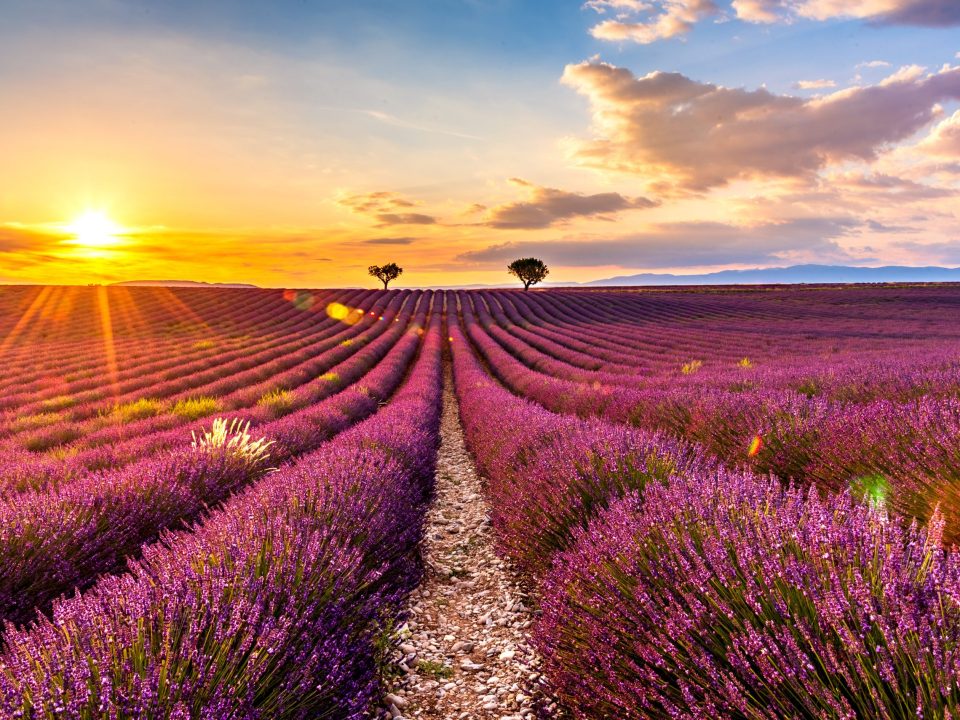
(2, 0), (959, 287)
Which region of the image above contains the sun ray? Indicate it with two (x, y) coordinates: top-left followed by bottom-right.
(0, 286), (55, 355)
(154, 286), (211, 332)
(110, 286), (148, 341)
(96, 285), (120, 401)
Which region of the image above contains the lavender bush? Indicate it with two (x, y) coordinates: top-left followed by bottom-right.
(539, 471), (960, 719)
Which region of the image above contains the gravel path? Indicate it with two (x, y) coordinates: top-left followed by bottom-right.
(378, 364), (554, 720)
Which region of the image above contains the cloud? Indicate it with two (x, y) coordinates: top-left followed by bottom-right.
(730, 0), (782, 22)
(794, 79), (837, 90)
(736, 0), (960, 25)
(339, 191), (438, 226)
(374, 213), (436, 226)
(865, 219), (920, 233)
(482, 179), (657, 229)
(892, 239), (960, 263)
(584, 0), (653, 11)
(361, 236), (417, 245)
(339, 191), (415, 214)
(457, 217), (858, 268)
(864, 1), (960, 26)
(589, 1), (960, 42)
(857, 60), (893, 69)
(830, 171), (955, 200)
(918, 109), (960, 155)
(586, 0), (720, 44)
(561, 59), (960, 191)
(0, 224), (66, 253)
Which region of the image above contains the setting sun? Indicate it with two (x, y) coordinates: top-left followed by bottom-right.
(66, 211), (123, 249)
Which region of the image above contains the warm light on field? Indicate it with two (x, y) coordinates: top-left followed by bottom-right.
(65, 211), (124, 249)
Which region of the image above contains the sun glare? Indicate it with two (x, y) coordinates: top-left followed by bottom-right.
(66, 210), (123, 248)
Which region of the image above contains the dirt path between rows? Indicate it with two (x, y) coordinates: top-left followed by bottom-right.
(378, 363), (557, 720)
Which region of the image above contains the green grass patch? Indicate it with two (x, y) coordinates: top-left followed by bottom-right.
(797, 378), (822, 398)
(40, 395), (75, 411)
(11, 412), (64, 433)
(415, 660), (454, 679)
(105, 398), (164, 424)
(172, 396), (222, 421)
(23, 426), (81, 452)
(257, 388), (295, 417)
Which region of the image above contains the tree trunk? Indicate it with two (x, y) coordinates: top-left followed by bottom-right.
(383, 279), (389, 290)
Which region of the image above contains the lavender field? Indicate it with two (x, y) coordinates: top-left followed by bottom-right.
(1, 283), (960, 718)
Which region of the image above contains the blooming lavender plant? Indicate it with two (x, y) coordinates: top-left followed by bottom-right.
(0, 292), (444, 718)
(539, 471), (960, 719)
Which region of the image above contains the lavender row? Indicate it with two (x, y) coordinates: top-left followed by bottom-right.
(0, 293), (418, 495)
(539, 472), (960, 718)
(0, 287), (321, 409)
(449, 309), (705, 578)
(0, 294), (444, 718)
(5, 291), (408, 456)
(486, 290), (960, 404)
(0, 294), (431, 626)
(0, 288), (376, 431)
(450, 296), (960, 719)
(462, 291), (960, 538)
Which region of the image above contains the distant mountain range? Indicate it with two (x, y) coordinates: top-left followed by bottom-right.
(584, 264), (960, 286)
(111, 280), (258, 288)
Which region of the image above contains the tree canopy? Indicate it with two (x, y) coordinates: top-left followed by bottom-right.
(507, 257), (549, 290)
(368, 263), (403, 290)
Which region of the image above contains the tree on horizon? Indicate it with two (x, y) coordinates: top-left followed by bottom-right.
(368, 263), (403, 290)
(508, 257), (549, 290)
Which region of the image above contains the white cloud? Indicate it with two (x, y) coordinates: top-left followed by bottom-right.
(587, 0), (719, 43)
(561, 59), (960, 190)
(588, 0), (960, 43)
(794, 79), (838, 90)
(918, 109), (960, 156)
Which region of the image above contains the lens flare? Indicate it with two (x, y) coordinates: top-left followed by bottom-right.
(283, 290), (314, 311)
(325, 301), (361, 325)
(851, 473), (889, 510)
(326, 302), (350, 320)
(747, 435), (762, 457)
